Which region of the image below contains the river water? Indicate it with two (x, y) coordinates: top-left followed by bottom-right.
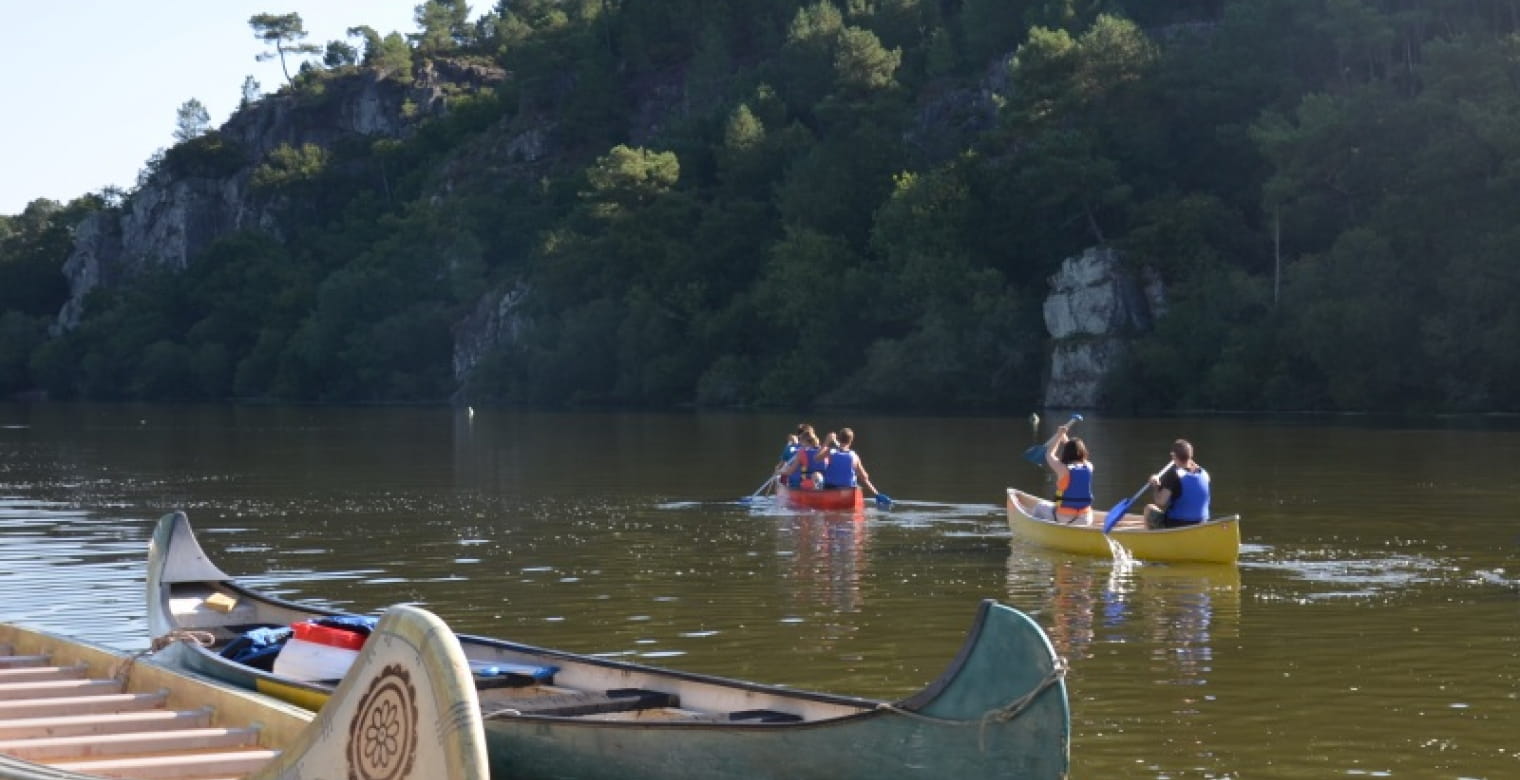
(1, 402), (1517, 777)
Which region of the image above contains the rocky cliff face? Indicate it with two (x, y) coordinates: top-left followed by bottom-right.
(54, 62), (503, 332)
(1042, 246), (1164, 408)
(453, 282), (531, 388)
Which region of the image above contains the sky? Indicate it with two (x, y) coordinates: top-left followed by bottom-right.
(1, 1), (442, 215)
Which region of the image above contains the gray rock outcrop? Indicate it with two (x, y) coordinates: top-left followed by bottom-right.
(53, 64), (501, 332)
(1042, 246), (1164, 408)
(453, 282), (532, 385)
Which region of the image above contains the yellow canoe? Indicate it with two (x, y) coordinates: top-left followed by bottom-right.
(1006, 488), (1241, 565)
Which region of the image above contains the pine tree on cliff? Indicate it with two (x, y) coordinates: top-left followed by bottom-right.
(249, 12), (322, 85)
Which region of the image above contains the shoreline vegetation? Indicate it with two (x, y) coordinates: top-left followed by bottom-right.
(4, 1), (1519, 415)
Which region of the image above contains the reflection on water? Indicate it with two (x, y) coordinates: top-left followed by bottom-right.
(1011, 551), (1241, 685)
(777, 511), (870, 615)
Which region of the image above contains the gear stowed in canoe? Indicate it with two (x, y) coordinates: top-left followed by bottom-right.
(147, 511), (1068, 780)
(1006, 488), (1242, 565)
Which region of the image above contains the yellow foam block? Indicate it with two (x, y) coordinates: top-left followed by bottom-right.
(204, 592), (239, 613)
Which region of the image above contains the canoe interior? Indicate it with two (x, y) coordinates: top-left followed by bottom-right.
(0, 623), (309, 779)
(166, 580), (876, 726)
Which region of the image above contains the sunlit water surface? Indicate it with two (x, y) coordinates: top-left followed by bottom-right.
(2, 404), (1519, 777)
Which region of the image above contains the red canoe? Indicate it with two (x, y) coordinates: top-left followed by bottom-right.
(776, 483), (864, 511)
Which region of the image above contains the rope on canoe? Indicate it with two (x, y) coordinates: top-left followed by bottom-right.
(110, 629), (218, 682)
(873, 655), (1069, 750)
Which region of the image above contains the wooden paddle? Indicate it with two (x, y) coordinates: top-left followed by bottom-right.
(1022, 413), (1083, 466)
(1101, 463), (1173, 533)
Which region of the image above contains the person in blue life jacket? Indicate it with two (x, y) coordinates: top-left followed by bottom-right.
(774, 423), (810, 475)
(778, 427), (825, 489)
(816, 428), (883, 499)
(1039, 421), (1095, 524)
(1143, 439), (1212, 529)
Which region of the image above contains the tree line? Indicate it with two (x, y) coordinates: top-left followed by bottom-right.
(3, 0), (1519, 413)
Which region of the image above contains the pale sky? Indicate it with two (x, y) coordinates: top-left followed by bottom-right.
(1, 1), (451, 215)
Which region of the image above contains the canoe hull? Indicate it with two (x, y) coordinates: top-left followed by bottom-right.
(148, 511), (1070, 779)
(776, 484), (863, 511)
(1006, 489), (1240, 565)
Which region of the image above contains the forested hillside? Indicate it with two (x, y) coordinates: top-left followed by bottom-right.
(3, 0), (1519, 413)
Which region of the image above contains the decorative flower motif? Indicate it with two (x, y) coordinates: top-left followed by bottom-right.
(347, 664), (417, 780)
(363, 698), (402, 769)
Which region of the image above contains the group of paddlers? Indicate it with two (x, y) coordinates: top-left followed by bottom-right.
(1040, 420), (1212, 528)
(773, 423), (884, 500)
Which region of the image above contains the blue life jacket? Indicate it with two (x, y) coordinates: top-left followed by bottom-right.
(1057, 462), (1093, 511)
(1167, 467), (1211, 522)
(779, 443), (799, 464)
(803, 446), (824, 475)
(822, 449), (857, 488)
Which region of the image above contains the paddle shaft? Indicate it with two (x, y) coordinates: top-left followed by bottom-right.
(739, 473), (777, 503)
(1023, 414), (1083, 465)
(1102, 462), (1174, 532)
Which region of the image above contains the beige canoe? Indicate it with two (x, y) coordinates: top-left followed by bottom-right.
(0, 604), (489, 780)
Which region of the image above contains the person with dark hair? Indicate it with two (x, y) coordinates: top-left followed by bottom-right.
(1143, 439), (1211, 529)
(778, 427), (824, 489)
(817, 428), (883, 499)
(777, 424), (810, 469)
(1041, 421), (1094, 524)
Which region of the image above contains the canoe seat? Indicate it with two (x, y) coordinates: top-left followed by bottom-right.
(0, 707), (214, 740)
(0, 664), (88, 683)
(0, 655), (50, 670)
(48, 747), (280, 778)
(0, 725), (260, 761)
(481, 688), (678, 718)
(0, 679), (124, 702)
(688, 709), (804, 724)
(0, 691), (169, 720)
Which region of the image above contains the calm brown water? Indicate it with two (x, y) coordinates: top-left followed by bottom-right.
(2, 402), (1519, 777)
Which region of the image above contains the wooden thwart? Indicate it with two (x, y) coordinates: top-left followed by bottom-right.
(483, 688), (679, 718)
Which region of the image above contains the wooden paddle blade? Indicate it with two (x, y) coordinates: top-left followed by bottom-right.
(1101, 498), (1134, 533)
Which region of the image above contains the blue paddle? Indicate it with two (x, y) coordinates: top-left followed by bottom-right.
(874, 493), (892, 509)
(1022, 413), (1083, 466)
(1101, 463), (1173, 533)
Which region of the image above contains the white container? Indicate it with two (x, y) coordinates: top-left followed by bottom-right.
(272, 622), (365, 681)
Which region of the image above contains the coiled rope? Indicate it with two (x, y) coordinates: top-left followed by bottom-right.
(110, 629), (218, 682)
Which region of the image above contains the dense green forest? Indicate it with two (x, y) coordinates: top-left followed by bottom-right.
(3, 0), (1520, 413)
